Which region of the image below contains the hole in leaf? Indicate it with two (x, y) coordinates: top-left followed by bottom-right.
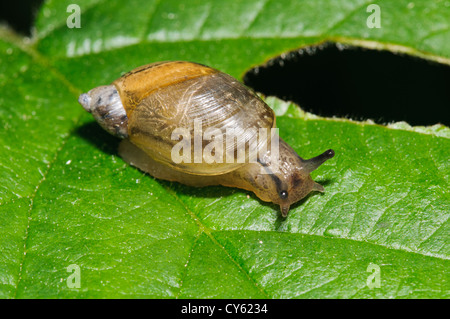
(243, 42), (450, 126)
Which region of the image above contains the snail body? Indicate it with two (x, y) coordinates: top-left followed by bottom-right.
(79, 61), (334, 217)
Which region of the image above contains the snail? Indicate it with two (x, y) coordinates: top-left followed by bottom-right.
(78, 61), (334, 217)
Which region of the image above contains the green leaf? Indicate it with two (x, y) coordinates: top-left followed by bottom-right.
(1, 0), (448, 298)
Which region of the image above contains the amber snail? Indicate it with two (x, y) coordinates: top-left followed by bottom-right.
(78, 61), (334, 217)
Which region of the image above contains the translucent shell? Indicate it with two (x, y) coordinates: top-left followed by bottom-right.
(113, 61), (275, 175)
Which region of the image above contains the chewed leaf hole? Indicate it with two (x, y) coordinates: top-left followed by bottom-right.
(243, 42), (450, 126)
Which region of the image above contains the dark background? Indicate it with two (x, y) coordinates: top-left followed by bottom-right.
(1, 0), (449, 126)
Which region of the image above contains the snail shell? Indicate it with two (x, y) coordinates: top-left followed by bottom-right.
(79, 61), (334, 217)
